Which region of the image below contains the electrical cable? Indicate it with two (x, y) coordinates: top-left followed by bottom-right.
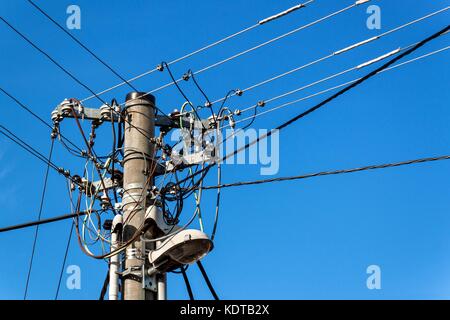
(118, 1), (364, 105)
(209, 5), (450, 105)
(54, 220), (74, 300)
(80, 1), (314, 102)
(230, 45), (450, 127)
(3, 153), (450, 234)
(0, 16), (161, 144)
(26, 0), (140, 93)
(0, 125), (66, 175)
(197, 261), (219, 300)
(160, 62), (207, 131)
(23, 138), (54, 300)
(200, 154), (450, 190)
(234, 38), (436, 117)
(99, 265), (110, 300)
(0, 86), (83, 153)
(181, 267), (195, 300)
(0, 210), (96, 233)
(26, 0), (174, 151)
(172, 24), (450, 188)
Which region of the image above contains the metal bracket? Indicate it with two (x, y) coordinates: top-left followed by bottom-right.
(52, 105), (211, 129)
(120, 266), (142, 283)
(142, 265), (157, 292)
(91, 177), (118, 192)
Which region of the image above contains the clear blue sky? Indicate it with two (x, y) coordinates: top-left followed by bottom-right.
(0, 0), (449, 300)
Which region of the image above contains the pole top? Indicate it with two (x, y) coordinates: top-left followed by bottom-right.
(125, 92), (156, 105)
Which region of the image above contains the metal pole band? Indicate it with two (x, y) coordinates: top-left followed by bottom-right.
(124, 92), (156, 110)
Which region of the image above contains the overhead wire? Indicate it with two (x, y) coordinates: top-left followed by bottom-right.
(80, 1), (315, 102)
(23, 138), (55, 300)
(0, 16), (159, 144)
(171, 24), (450, 188)
(209, 6), (450, 105)
(0, 86), (83, 154)
(233, 35), (448, 118)
(0, 210), (96, 233)
(0, 125), (60, 172)
(119, 0), (366, 105)
(3, 153), (450, 234)
(181, 267), (194, 300)
(230, 45), (450, 127)
(55, 221), (74, 300)
(26, 0), (140, 93)
(199, 154), (450, 190)
(197, 261), (219, 300)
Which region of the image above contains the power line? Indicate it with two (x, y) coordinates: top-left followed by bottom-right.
(0, 210), (93, 233)
(0, 124), (84, 189)
(3, 154), (449, 233)
(200, 154), (450, 190)
(26, 0), (139, 94)
(0, 16), (109, 106)
(236, 36), (445, 115)
(209, 6), (450, 105)
(181, 267), (194, 300)
(197, 261), (219, 300)
(172, 24), (450, 187)
(23, 139), (55, 300)
(99, 266), (110, 300)
(0, 86), (83, 153)
(0, 125), (59, 172)
(55, 221), (75, 300)
(120, 0), (365, 105)
(81, 0), (315, 103)
(0, 16), (157, 143)
(231, 45), (450, 127)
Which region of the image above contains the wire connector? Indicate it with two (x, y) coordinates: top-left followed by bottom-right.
(204, 101), (212, 108)
(182, 73), (191, 81)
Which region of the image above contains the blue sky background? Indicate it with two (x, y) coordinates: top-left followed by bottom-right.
(0, 0), (449, 300)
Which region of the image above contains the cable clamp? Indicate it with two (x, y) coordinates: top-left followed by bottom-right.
(204, 101), (212, 108)
(182, 72), (191, 81)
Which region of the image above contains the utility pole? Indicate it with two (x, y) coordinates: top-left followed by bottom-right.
(121, 92), (156, 300)
(51, 92), (213, 301)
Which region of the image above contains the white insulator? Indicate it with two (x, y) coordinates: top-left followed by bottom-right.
(357, 48), (401, 69)
(355, 0), (370, 5)
(258, 1), (310, 25)
(51, 109), (60, 122)
(100, 104), (111, 120)
(60, 99), (73, 115)
(334, 36), (379, 55)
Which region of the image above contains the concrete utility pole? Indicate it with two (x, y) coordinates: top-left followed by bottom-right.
(51, 92), (213, 300)
(122, 92), (156, 300)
